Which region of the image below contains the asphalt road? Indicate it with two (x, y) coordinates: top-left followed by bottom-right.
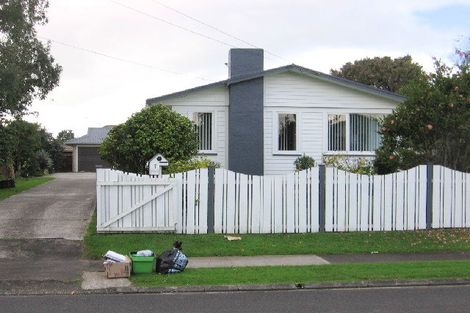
(2, 285), (470, 313)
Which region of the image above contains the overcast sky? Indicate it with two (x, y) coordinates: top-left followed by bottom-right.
(27, 0), (470, 137)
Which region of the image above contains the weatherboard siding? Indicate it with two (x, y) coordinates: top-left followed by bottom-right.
(156, 86), (229, 168)
(263, 72), (396, 175)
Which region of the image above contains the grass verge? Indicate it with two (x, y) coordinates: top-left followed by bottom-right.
(84, 213), (470, 259)
(0, 176), (54, 201)
(131, 260), (470, 287)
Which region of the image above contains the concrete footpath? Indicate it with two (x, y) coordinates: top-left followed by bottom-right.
(188, 251), (470, 268)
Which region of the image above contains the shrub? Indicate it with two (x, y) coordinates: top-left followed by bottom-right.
(294, 154), (316, 171)
(100, 104), (199, 174)
(323, 155), (375, 175)
(166, 157), (220, 174)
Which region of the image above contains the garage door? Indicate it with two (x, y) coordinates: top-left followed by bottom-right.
(78, 147), (111, 172)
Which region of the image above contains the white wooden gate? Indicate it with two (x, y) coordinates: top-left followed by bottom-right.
(96, 169), (177, 232)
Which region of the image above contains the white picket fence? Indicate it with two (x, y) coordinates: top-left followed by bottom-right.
(325, 166), (427, 232)
(433, 165), (470, 228)
(96, 165), (470, 234)
(214, 168), (319, 234)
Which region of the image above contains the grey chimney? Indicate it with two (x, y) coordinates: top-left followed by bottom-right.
(227, 48), (265, 175)
(228, 48), (264, 78)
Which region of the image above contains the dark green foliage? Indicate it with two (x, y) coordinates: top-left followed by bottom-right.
(100, 104), (199, 174)
(0, 124), (13, 167)
(375, 61), (470, 174)
(166, 157), (220, 174)
(7, 119), (44, 176)
(56, 129), (74, 143)
(331, 55), (425, 93)
(294, 154), (315, 171)
(0, 0), (61, 118)
(6, 119), (65, 176)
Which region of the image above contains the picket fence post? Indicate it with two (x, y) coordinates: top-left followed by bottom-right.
(318, 164), (326, 232)
(426, 163), (434, 229)
(207, 166), (216, 233)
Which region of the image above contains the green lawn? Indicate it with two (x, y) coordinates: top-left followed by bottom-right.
(84, 213), (470, 259)
(131, 260), (470, 287)
(0, 176), (54, 201)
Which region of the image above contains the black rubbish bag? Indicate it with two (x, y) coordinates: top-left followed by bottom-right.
(156, 241), (188, 274)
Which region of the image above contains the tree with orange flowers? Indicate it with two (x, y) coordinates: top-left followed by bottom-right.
(375, 59), (470, 174)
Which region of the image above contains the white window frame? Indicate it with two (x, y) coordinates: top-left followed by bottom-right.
(324, 112), (383, 156)
(273, 111), (302, 156)
(191, 111), (217, 155)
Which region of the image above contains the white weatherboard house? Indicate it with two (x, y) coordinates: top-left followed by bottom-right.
(146, 49), (404, 175)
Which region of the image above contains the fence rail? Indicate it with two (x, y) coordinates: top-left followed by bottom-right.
(96, 165), (470, 234)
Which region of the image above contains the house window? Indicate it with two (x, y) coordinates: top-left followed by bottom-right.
(328, 114), (346, 151)
(278, 113), (297, 151)
(350, 114), (381, 151)
(194, 112), (212, 151)
(328, 113), (381, 152)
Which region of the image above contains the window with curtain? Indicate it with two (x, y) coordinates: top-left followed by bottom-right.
(278, 113), (296, 151)
(194, 112), (212, 151)
(328, 114), (346, 151)
(328, 113), (381, 152)
(350, 114), (381, 151)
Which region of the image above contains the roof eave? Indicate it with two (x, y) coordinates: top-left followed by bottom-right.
(145, 80), (228, 105)
(145, 64), (405, 105)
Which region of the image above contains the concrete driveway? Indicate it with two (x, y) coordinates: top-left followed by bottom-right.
(0, 173), (96, 240)
(0, 173), (101, 292)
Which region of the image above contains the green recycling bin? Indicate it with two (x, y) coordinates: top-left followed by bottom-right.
(129, 252), (156, 274)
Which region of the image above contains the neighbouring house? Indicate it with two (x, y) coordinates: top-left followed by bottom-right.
(66, 126), (113, 172)
(146, 49), (404, 175)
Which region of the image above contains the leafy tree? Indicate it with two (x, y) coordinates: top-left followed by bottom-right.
(56, 129), (74, 143)
(7, 119), (44, 176)
(38, 128), (64, 173)
(331, 56), (425, 93)
(0, 0), (61, 119)
(101, 104), (199, 174)
(5, 119), (67, 176)
(374, 60), (470, 174)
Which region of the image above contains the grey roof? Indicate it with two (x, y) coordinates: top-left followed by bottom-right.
(65, 125), (114, 145)
(146, 64), (405, 105)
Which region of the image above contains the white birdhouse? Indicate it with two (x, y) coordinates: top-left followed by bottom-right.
(147, 154), (169, 176)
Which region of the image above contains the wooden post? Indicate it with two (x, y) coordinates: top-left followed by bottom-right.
(319, 165), (326, 232)
(207, 166), (215, 233)
(426, 163), (433, 229)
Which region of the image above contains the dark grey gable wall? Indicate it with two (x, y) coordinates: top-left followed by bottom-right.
(228, 49), (265, 175)
(228, 78), (264, 175)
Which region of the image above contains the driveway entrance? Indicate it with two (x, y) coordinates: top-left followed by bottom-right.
(0, 173), (100, 292)
(0, 173), (96, 240)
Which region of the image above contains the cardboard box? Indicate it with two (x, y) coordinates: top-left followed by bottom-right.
(104, 256), (132, 279)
